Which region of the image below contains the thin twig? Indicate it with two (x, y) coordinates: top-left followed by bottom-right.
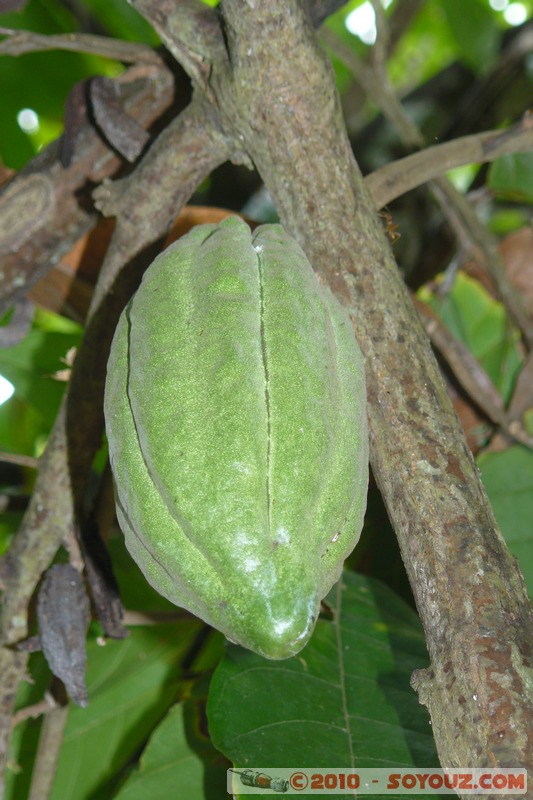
(11, 695), (56, 728)
(0, 27), (163, 65)
(432, 177), (533, 346)
(27, 698), (68, 800)
(0, 452), (38, 470)
(328, 24), (533, 345)
(366, 117), (533, 209)
(370, 0), (390, 72)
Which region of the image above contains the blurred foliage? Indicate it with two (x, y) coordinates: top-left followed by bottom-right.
(0, 309), (82, 454)
(2, 1), (533, 798)
(478, 446), (533, 597)
(488, 152), (533, 202)
(438, 0), (500, 72)
(419, 272), (523, 404)
(1, 5), (104, 166)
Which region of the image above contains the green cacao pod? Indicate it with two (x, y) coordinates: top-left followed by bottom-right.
(104, 216), (368, 659)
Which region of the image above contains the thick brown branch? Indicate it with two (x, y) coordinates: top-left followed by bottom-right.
(212, 0), (533, 779)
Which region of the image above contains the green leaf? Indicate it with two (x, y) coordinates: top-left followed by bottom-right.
(32, 308), (83, 335)
(388, 0), (457, 91)
(418, 272), (522, 404)
(488, 210), (530, 237)
(0, 328), (81, 423)
(208, 572), (438, 797)
(47, 622), (204, 799)
(478, 445), (533, 598)
(6, 623), (225, 800)
(114, 683), (228, 800)
(0, 394), (47, 457)
(0, 510), (22, 556)
(438, 0), (500, 72)
(488, 153), (533, 202)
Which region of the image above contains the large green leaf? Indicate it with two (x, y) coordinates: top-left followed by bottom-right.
(48, 622), (204, 799)
(478, 445), (533, 598)
(208, 572), (439, 799)
(113, 680), (228, 800)
(4, 621), (206, 800)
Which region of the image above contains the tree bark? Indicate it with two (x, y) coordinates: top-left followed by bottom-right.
(143, 0), (532, 784)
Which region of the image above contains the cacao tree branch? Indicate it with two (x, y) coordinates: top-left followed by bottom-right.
(366, 115), (533, 209)
(0, 26), (163, 64)
(0, 62), (176, 316)
(126, 0), (227, 95)
(332, 18), (533, 349)
(201, 0), (531, 780)
(1, 0), (532, 793)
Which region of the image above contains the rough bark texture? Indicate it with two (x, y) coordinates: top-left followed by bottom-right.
(0, 63), (177, 316)
(209, 1), (533, 782)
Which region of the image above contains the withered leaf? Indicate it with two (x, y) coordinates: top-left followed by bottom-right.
(90, 77), (150, 163)
(37, 564), (91, 707)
